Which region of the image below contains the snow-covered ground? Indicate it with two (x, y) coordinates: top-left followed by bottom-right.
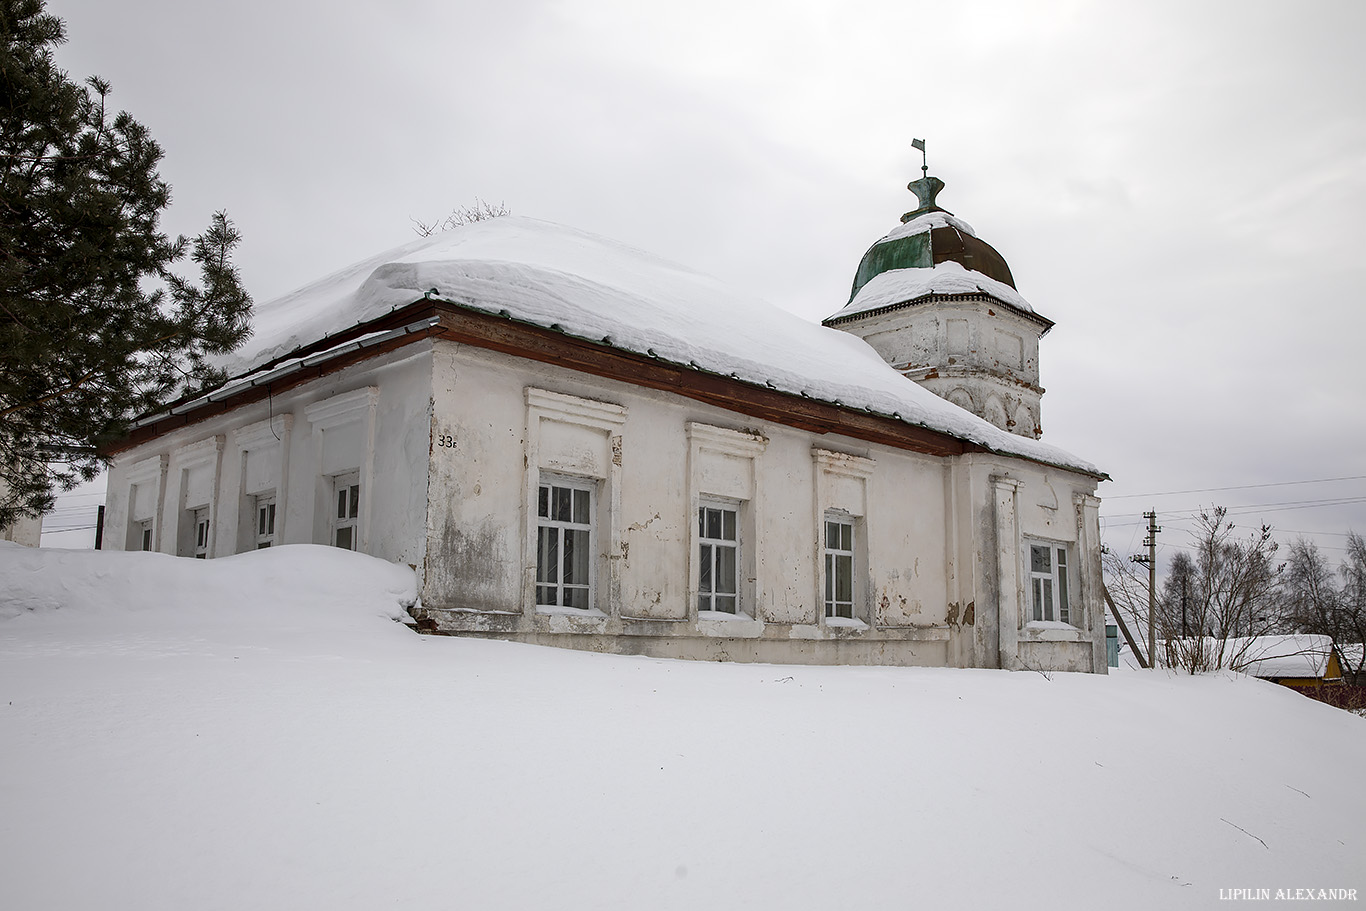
(2, 543), (1362, 910)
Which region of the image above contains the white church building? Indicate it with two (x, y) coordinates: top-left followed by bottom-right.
(101, 175), (1110, 672)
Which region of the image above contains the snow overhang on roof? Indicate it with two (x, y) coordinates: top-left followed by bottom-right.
(824, 260), (1052, 330)
(1236, 634), (1338, 680)
(194, 217), (1101, 477)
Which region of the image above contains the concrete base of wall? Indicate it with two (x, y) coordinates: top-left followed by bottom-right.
(413, 606), (956, 667)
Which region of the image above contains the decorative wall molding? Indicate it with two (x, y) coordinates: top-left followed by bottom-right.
(526, 387), (628, 432)
(687, 421), (768, 458)
(234, 414), (294, 450)
(812, 447), (876, 480)
(171, 435), (225, 468)
(304, 386), (378, 430)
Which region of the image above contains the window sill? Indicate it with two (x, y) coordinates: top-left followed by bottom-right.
(536, 605), (608, 619)
(1022, 622), (1086, 642)
(824, 616), (869, 630)
(697, 612), (763, 637)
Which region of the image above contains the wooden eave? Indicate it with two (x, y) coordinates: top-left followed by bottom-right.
(429, 301), (969, 459)
(104, 301), (444, 455)
(107, 296), (1103, 478)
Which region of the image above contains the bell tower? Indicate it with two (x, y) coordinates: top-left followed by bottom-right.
(824, 172), (1054, 439)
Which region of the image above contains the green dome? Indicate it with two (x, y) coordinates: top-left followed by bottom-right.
(849, 176), (1016, 303)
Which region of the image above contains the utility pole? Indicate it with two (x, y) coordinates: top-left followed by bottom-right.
(1129, 511), (1161, 668)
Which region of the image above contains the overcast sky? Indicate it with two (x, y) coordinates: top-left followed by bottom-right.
(38, 0), (1366, 568)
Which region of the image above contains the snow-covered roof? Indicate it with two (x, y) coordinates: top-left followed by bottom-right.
(1234, 634), (1338, 680)
(827, 260), (1037, 323)
(217, 217), (1100, 476)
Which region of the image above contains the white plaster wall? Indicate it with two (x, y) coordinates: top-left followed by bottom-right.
(837, 300), (1046, 437)
(961, 455), (1104, 673)
(0, 474), (42, 547)
(850, 300), (1041, 386)
(421, 342), (976, 665)
(97, 332), (1103, 673)
(103, 344), (434, 573)
(0, 514), (42, 547)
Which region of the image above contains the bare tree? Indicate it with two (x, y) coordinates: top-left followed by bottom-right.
(1343, 533), (1366, 682)
(1284, 532), (1366, 682)
(410, 197), (510, 237)
(1159, 550), (1198, 637)
(1104, 507), (1283, 672)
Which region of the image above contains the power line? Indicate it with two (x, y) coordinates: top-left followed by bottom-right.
(1104, 474), (1366, 500)
(1276, 528), (1360, 538)
(1103, 495), (1366, 523)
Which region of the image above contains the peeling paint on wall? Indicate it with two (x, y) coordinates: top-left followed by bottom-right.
(428, 520), (511, 612)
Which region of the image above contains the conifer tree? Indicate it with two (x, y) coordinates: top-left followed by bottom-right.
(0, 0), (252, 529)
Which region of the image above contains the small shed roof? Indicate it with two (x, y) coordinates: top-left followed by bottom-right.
(1235, 634), (1338, 680)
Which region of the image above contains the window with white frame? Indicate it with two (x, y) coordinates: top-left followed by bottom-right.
(255, 495), (277, 549)
(824, 516), (855, 619)
(698, 502), (739, 614)
(536, 478), (594, 610)
(331, 472), (360, 551)
(138, 519), (154, 552)
(192, 508), (210, 559)
(1029, 543), (1071, 624)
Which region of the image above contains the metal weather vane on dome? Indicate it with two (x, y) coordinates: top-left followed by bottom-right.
(903, 138), (946, 222)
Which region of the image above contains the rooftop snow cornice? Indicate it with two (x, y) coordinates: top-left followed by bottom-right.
(117, 217), (1099, 478)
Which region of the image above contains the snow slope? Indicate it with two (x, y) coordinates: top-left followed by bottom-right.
(213, 217), (1100, 477)
(2, 543), (1361, 910)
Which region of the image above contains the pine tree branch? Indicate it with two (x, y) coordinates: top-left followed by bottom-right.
(0, 367), (102, 418)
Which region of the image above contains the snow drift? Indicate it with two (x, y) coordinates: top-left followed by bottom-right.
(0, 540), (416, 625)
(1, 544), (1361, 910)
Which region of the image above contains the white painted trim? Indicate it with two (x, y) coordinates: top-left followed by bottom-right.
(1074, 491), (1105, 671)
(233, 414), (294, 449)
(685, 421), (768, 458)
(304, 386), (378, 430)
(812, 447), (875, 628)
(124, 454), (169, 552)
(812, 447), (876, 480)
(992, 475), (1023, 670)
(306, 387), (378, 551)
(125, 453), (169, 485)
(686, 422), (768, 624)
(1023, 538), (1074, 626)
(168, 435), (225, 558)
(532, 473), (597, 613)
(523, 387), (627, 617)
(525, 387), (627, 432)
(228, 416), (294, 555)
(696, 497), (745, 617)
(171, 434), (225, 469)
(821, 511), (858, 621)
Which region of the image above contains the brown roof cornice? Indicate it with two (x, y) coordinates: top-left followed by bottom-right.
(108, 298), (1109, 479)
